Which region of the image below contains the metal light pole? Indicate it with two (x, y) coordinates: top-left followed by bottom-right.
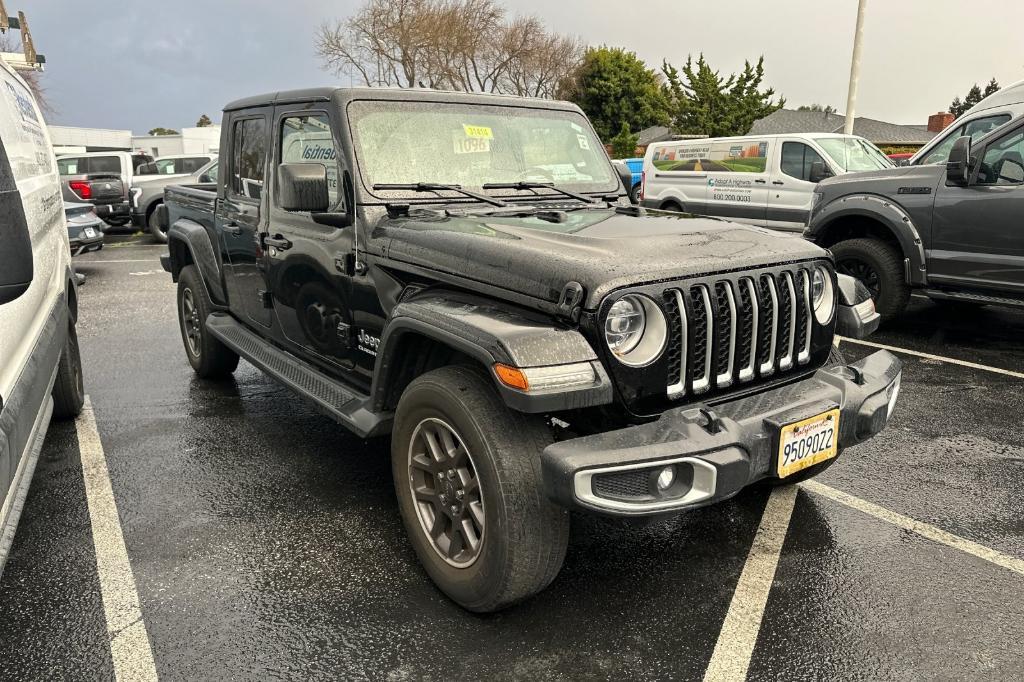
(843, 0), (867, 135)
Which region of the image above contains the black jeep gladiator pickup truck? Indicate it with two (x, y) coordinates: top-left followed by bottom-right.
(807, 115), (1024, 319)
(160, 87), (902, 612)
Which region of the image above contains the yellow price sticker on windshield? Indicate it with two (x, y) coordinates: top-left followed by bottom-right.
(463, 124), (493, 139)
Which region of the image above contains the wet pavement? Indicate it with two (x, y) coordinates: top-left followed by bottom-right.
(2, 234), (1023, 680)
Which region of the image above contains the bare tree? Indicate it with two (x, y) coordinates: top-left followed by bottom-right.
(315, 0), (582, 98)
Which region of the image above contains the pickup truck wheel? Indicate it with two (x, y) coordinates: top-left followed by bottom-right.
(629, 183), (641, 204)
(177, 265), (239, 378)
(52, 319), (85, 421)
(831, 238), (910, 320)
(147, 203), (168, 244)
(392, 365), (570, 612)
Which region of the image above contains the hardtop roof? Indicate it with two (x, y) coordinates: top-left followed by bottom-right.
(223, 87), (583, 113)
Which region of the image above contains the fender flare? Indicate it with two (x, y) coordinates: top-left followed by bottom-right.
(166, 219), (227, 306)
(808, 194), (927, 286)
(371, 289), (613, 414)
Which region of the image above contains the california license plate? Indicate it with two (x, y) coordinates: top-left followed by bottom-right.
(84, 227), (96, 238)
(777, 408), (840, 478)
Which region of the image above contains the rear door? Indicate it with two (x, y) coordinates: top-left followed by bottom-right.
(645, 143), (707, 213)
(701, 138), (770, 226)
(929, 119), (1024, 293)
(766, 139), (832, 232)
(218, 109), (274, 327)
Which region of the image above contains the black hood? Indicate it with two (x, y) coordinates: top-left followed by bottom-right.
(377, 208), (827, 309)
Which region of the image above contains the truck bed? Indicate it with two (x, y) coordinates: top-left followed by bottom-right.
(164, 183), (217, 231)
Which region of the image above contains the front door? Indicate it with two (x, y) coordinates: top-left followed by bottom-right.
(929, 121), (1024, 294)
(220, 110), (273, 327)
(766, 139), (832, 232)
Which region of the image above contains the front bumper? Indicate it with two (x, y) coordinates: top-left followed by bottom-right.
(542, 349), (902, 516)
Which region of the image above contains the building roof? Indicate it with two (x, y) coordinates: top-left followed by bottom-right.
(749, 108), (937, 145)
(636, 125), (673, 146)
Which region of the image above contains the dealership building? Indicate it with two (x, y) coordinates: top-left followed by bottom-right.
(48, 124), (220, 157)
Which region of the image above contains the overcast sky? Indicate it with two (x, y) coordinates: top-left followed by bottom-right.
(25, 0), (1024, 133)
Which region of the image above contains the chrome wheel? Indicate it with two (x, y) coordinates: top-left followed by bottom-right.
(408, 417), (485, 568)
(180, 287), (201, 357)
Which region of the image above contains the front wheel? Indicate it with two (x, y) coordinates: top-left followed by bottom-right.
(392, 366), (570, 612)
(831, 238), (910, 321)
(52, 319), (85, 420)
(147, 203), (168, 243)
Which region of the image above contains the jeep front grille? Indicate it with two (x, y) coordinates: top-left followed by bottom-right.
(664, 267), (815, 400)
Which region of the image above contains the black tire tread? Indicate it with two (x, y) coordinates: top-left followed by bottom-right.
(177, 265), (239, 378)
(51, 321), (85, 421)
(831, 237), (910, 320)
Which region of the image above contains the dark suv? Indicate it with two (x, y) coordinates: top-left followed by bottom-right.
(807, 116), (1024, 318)
(161, 87), (901, 611)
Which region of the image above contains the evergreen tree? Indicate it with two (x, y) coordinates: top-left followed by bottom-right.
(609, 121), (639, 158)
(196, 114), (213, 127)
(662, 54), (784, 137)
(950, 79), (999, 117)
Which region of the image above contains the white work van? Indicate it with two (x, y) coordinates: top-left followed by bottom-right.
(641, 133), (892, 231)
(0, 59), (85, 575)
(910, 79), (1024, 166)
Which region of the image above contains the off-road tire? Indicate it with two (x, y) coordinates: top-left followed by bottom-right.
(629, 183), (641, 204)
(831, 238), (910, 321)
(148, 202), (168, 244)
(52, 320), (85, 420)
(761, 346), (847, 487)
(177, 265), (239, 378)
(392, 365), (570, 612)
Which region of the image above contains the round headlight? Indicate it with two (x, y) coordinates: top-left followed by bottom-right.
(812, 266), (835, 324)
(604, 295), (667, 366)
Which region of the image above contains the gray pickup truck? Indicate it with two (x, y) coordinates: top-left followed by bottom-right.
(159, 86), (901, 611)
(807, 115), (1024, 318)
(130, 159), (217, 242)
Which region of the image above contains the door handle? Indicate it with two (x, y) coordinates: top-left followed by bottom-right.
(772, 180), (785, 186)
(754, 179), (767, 184)
(264, 234), (293, 251)
(222, 222), (242, 235)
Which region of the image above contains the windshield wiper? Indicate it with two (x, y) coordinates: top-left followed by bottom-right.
(373, 182), (509, 207)
(482, 181), (601, 204)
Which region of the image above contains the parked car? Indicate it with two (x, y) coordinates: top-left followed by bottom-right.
(0, 59), (85, 576)
(160, 87), (901, 612)
(57, 150), (153, 226)
(909, 79), (1024, 166)
(642, 133), (893, 232)
(887, 152), (914, 166)
(806, 115), (1024, 319)
(134, 153), (216, 177)
(65, 201), (105, 256)
(130, 159), (217, 243)
(613, 156), (643, 202)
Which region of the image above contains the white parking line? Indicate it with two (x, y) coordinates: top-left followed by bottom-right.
(703, 486), (797, 682)
(838, 337), (1024, 380)
(77, 397), (158, 681)
(802, 480), (1024, 577)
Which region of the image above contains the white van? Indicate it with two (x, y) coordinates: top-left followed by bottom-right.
(910, 79), (1024, 166)
(641, 133), (892, 231)
(0, 60), (85, 574)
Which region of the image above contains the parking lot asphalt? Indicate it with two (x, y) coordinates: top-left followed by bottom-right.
(2, 234), (1023, 680)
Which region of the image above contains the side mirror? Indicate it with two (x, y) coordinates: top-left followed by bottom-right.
(277, 163), (330, 212)
(0, 188), (34, 305)
(809, 160), (832, 184)
(946, 136), (972, 186)
(198, 173), (211, 184)
(612, 161), (634, 198)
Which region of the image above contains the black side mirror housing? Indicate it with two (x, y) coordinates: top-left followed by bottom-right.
(809, 160), (832, 184)
(277, 162), (330, 212)
(612, 161), (634, 198)
(0, 187), (34, 305)
(946, 136), (973, 186)
(198, 173), (211, 184)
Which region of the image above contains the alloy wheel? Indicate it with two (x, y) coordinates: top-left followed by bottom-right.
(181, 288), (202, 357)
(836, 258), (881, 300)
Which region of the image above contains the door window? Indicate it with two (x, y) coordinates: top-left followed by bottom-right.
(780, 142), (828, 181)
(230, 117), (267, 200)
(921, 114), (1011, 165)
(279, 114), (340, 207)
(976, 128), (1024, 185)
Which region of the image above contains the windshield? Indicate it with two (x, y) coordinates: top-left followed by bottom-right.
(817, 138), (893, 172)
(348, 100), (616, 197)
(152, 157), (209, 175)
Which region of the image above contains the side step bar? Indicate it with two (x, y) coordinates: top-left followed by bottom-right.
(923, 289), (1024, 309)
(205, 313), (391, 438)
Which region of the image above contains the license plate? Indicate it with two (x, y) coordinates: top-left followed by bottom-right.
(777, 408), (840, 478)
(84, 227), (96, 238)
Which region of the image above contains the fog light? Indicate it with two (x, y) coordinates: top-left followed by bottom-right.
(656, 466), (675, 491)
